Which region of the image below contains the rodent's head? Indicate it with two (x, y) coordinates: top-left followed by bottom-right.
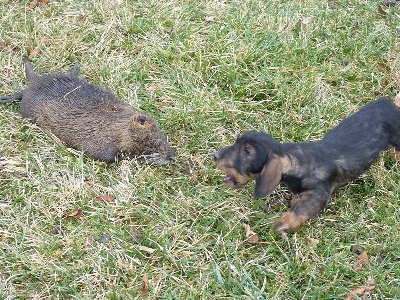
(122, 113), (175, 164)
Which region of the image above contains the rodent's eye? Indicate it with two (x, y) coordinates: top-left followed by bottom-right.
(136, 116), (146, 125)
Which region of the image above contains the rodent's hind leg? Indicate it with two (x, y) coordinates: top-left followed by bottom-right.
(70, 64), (81, 75)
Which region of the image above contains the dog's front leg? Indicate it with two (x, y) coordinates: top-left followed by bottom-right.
(273, 189), (330, 233)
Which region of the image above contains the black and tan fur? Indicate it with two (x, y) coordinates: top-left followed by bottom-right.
(214, 98), (400, 232)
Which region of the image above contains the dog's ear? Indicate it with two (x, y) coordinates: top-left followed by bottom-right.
(254, 155), (282, 198)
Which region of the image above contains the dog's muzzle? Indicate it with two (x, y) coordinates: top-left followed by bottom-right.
(213, 152), (221, 161)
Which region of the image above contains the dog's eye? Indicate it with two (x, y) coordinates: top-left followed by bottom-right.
(244, 146), (253, 155)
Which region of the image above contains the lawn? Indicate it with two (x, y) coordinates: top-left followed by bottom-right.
(0, 0), (399, 299)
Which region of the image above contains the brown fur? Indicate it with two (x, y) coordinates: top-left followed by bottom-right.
(1, 58), (175, 164)
(273, 210), (310, 232)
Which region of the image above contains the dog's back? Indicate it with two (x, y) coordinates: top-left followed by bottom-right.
(319, 97), (400, 186)
(323, 98), (399, 145)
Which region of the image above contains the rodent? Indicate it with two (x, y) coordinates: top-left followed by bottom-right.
(1, 58), (175, 164)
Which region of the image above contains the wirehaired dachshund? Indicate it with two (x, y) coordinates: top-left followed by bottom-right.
(213, 97), (400, 233)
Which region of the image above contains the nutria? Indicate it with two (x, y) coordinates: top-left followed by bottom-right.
(1, 58), (175, 164)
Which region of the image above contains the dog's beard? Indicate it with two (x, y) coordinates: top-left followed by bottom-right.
(220, 170), (257, 189)
(222, 174), (233, 184)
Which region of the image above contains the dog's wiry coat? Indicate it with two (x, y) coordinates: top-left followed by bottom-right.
(214, 98), (400, 232)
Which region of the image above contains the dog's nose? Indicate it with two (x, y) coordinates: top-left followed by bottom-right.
(213, 152), (221, 161)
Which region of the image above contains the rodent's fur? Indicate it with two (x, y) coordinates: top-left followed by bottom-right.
(1, 58), (175, 164)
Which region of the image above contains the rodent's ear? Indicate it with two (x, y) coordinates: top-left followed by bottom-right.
(132, 114), (147, 126)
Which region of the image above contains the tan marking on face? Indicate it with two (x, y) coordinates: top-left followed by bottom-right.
(214, 157), (226, 171)
(273, 210), (310, 233)
(215, 158), (258, 189)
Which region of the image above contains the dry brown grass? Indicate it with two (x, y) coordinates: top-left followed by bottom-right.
(1, 0), (400, 298)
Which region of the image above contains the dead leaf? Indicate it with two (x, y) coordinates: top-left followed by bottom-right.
(345, 277), (376, 300)
(29, 0), (50, 9)
(204, 16), (216, 23)
(29, 47), (41, 59)
(129, 228), (143, 244)
(352, 261), (363, 271)
(140, 273), (148, 297)
(358, 250), (369, 263)
(242, 223), (259, 244)
(139, 245), (156, 254)
(302, 16), (313, 25)
(352, 250), (369, 271)
(309, 238), (320, 251)
(145, 84), (158, 93)
(346, 287), (364, 300)
(95, 194), (115, 203)
(85, 235), (95, 248)
(377, 5), (389, 14)
(377, 62), (388, 70)
(178, 251), (195, 258)
(28, 2), (37, 9)
(64, 209), (82, 220)
(161, 99), (172, 108)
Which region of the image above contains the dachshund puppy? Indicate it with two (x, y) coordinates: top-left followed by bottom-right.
(214, 97), (400, 233)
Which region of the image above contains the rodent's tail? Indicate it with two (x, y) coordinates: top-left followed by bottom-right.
(1, 91), (24, 104)
(23, 57), (37, 82)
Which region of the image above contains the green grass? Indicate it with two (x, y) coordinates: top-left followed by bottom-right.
(1, 0), (399, 298)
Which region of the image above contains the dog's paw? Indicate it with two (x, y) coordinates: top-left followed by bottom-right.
(273, 211), (308, 233)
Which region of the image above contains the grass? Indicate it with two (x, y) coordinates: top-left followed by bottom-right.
(0, 0), (399, 298)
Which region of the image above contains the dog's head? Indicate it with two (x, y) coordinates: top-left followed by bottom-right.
(213, 131), (283, 198)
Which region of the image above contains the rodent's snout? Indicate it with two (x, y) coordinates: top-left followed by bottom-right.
(213, 151), (221, 161)
(168, 151), (176, 161)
